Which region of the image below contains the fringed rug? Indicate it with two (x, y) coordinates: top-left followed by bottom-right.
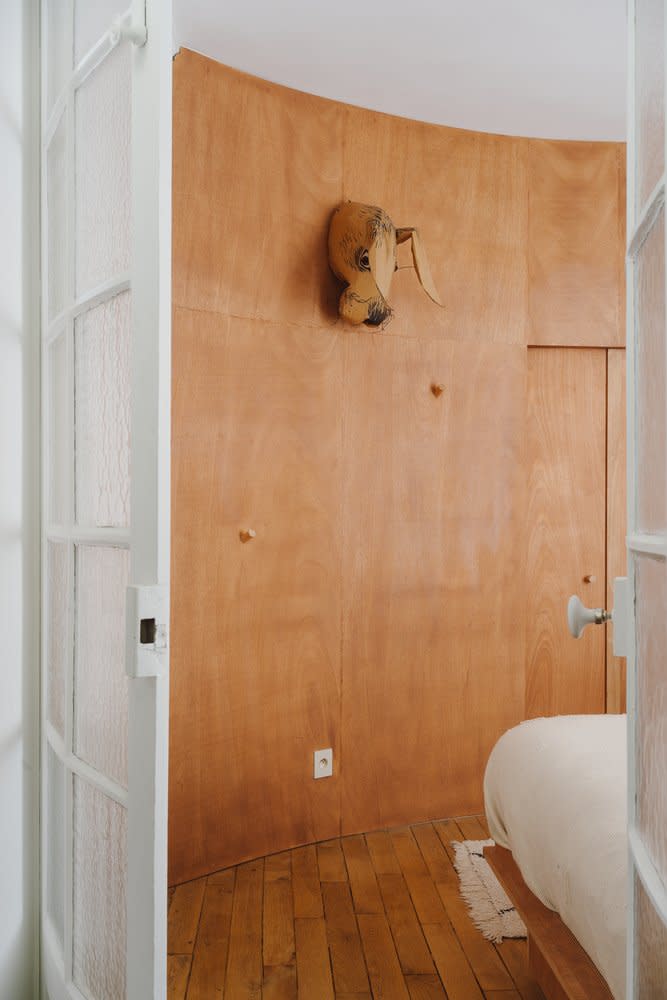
(452, 839), (527, 944)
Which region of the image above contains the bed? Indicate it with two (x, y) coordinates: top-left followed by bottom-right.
(483, 714), (627, 1000)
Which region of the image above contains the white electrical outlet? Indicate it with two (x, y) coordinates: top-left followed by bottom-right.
(313, 748), (333, 779)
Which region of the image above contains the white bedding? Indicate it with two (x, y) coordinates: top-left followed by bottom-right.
(484, 714), (627, 1000)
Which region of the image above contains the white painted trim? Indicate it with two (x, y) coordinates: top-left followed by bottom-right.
(43, 5), (134, 142)
(626, 532), (667, 556)
(45, 273), (132, 341)
(45, 723), (129, 807)
(125, 0), (172, 994)
(629, 827), (667, 927)
(625, 2), (636, 995)
(627, 177), (665, 260)
(43, 920), (88, 1000)
(20, 1), (43, 997)
(625, 2), (667, 994)
(46, 526), (131, 545)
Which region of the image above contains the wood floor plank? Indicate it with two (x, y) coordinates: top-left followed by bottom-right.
(377, 873), (435, 975)
(318, 839), (348, 882)
(357, 913), (411, 1000)
(322, 882), (370, 994)
(435, 880), (514, 991)
(405, 974), (448, 999)
(335, 994), (372, 1000)
(365, 830), (401, 875)
(208, 867), (236, 889)
(187, 882), (235, 1000)
(168, 878), (207, 954)
(456, 816), (489, 841)
(390, 827), (449, 924)
(292, 845), (324, 918)
(422, 921), (485, 1000)
(341, 835), (384, 914)
(225, 859), (264, 1000)
(264, 873), (296, 967)
(294, 917), (335, 1000)
(485, 991), (521, 998)
(433, 818), (464, 863)
(414, 823), (514, 990)
(495, 940), (546, 1000)
(412, 823), (452, 882)
(167, 954), (191, 1000)
(390, 828), (431, 877)
(477, 814), (492, 839)
(266, 851), (292, 882)
(263, 963), (298, 1000)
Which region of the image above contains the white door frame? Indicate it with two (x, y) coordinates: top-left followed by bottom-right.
(625, 0), (667, 994)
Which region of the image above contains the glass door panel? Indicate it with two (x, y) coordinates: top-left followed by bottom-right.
(635, 0), (665, 211)
(41, 1), (171, 997)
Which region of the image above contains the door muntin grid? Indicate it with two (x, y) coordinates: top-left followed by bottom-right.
(42, 2), (134, 996)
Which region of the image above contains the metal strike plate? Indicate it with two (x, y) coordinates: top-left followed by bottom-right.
(126, 584), (169, 678)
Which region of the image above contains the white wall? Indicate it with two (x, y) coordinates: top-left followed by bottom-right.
(0, 0), (40, 996)
(175, 0), (627, 141)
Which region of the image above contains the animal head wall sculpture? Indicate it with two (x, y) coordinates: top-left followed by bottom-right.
(328, 201), (442, 327)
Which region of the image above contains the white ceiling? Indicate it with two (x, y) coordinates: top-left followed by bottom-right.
(173, 0), (627, 141)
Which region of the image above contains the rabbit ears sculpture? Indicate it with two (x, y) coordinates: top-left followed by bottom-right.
(328, 201), (442, 327)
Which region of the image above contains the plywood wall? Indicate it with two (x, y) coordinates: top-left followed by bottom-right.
(170, 49), (626, 884)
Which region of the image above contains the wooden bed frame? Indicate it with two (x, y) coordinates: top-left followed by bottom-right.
(485, 845), (614, 1000)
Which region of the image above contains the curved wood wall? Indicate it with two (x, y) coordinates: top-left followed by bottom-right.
(170, 49), (625, 884)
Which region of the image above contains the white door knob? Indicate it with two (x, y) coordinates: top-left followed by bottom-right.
(567, 594), (612, 639)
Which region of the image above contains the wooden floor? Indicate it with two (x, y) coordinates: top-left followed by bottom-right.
(168, 815), (545, 1000)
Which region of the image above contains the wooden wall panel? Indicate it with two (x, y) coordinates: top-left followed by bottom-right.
(528, 141), (625, 347)
(340, 337), (526, 831)
(172, 52), (344, 327)
(171, 49), (626, 880)
(341, 108), (530, 345)
(169, 309), (344, 884)
(525, 348), (607, 718)
(607, 349), (627, 713)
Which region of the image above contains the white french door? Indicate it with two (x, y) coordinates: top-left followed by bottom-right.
(626, 0), (667, 995)
(40, 1), (171, 998)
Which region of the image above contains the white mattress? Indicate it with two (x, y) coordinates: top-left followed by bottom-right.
(484, 714), (627, 1000)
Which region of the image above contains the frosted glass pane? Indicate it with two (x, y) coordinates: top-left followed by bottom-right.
(47, 115), (67, 321)
(635, 874), (667, 996)
(75, 0), (125, 62)
(46, 746), (65, 951)
(75, 293), (131, 528)
(47, 0), (71, 111)
(636, 209), (666, 533)
(47, 541), (69, 738)
(636, 555), (667, 882)
(49, 333), (70, 524)
(636, 0), (665, 210)
(73, 777), (127, 1000)
(74, 545), (129, 786)
(75, 43), (131, 294)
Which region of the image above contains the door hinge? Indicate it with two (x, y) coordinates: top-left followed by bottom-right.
(126, 584), (169, 678)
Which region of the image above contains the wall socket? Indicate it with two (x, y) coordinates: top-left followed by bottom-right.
(313, 748), (333, 779)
